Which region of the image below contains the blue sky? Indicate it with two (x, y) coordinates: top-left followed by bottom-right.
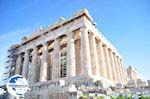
(0, 0), (150, 84)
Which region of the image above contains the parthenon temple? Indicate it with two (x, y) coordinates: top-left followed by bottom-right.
(8, 9), (128, 99)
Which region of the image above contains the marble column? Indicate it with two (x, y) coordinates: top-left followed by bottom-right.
(117, 56), (123, 83)
(40, 43), (49, 82)
(89, 33), (100, 79)
(67, 31), (76, 77)
(52, 38), (60, 79)
(112, 53), (118, 82)
(123, 67), (127, 84)
(30, 47), (38, 84)
(117, 57), (124, 83)
(98, 41), (107, 79)
(124, 67), (128, 83)
(103, 45), (113, 80)
(109, 50), (117, 82)
(22, 50), (29, 78)
(80, 26), (92, 77)
(75, 38), (81, 76)
(120, 59), (126, 84)
(113, 54), (121, 83)
(15, 54), (22, 74)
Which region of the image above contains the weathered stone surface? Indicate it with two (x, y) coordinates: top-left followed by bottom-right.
(8, 9), (129, 99)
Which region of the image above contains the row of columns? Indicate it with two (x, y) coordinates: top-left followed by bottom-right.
(83, 27), (127, 83)
(14, 26), (127, 84)
(14, 27), (89, 83)
(101, 45), (127, 83)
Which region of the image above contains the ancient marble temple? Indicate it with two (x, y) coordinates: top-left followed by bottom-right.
(8, 9), (128, 99)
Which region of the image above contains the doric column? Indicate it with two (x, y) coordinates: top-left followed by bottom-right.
(89, 33), (100, 79)
(112, 53), (119, 82)
(52, 38), (60, 80)
(117, 57), (123, 83)
(30, 47), (38, 84)
(40, 43), (49, 82)
(109, 51), (117, 82)
(116, 56), (122, 83)
(15, 54), (22, 74)
(103, 45), (113, 80)
(80, 26), (92, 77)
(124, 67), (128, 83)
(123, 68), (127, 84)
(120, 59), (126, 84)
(113, 54), (121, 83)
(75, 38), (81, 76)
(22, 50), (29, 78)
(98, 41), (107, 79)
(67, 31), (76, 77)
(122, 67), (125, 82)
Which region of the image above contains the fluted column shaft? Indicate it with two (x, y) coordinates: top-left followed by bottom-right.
(52, 38), (60, 79)
(89, 33), (100, 79)
(22, 50), (29, 78)
(112, 53), (119, 82)
(67, 31), (76, 77)
(15, 54), (22, 74)
(115, 55), (122, 83)
(124, 67), (128, 83)
(117, 57), (123, 83)
(98, 41), (107, 78)
(30, 47), (38, 84)
(120, 59), (126, 84)
(80, 26), (92, 77)
(109, 51), (117, 82)
(113, 54), (120, 83)
(40, 43), (49, 82)
(103, 46), (113, 80)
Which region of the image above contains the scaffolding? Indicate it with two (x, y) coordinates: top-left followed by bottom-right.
(6, 44), (19, 78)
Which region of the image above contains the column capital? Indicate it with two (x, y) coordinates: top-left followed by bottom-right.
(80, 26), (88, 32)
(103, 44), (107, 49)
(24, 49), (29, 53)
(99, 40), (103, 44)
(88, 32), (95, 38)
(67, 31), (74, 43)
(108, 48), (112, 51)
